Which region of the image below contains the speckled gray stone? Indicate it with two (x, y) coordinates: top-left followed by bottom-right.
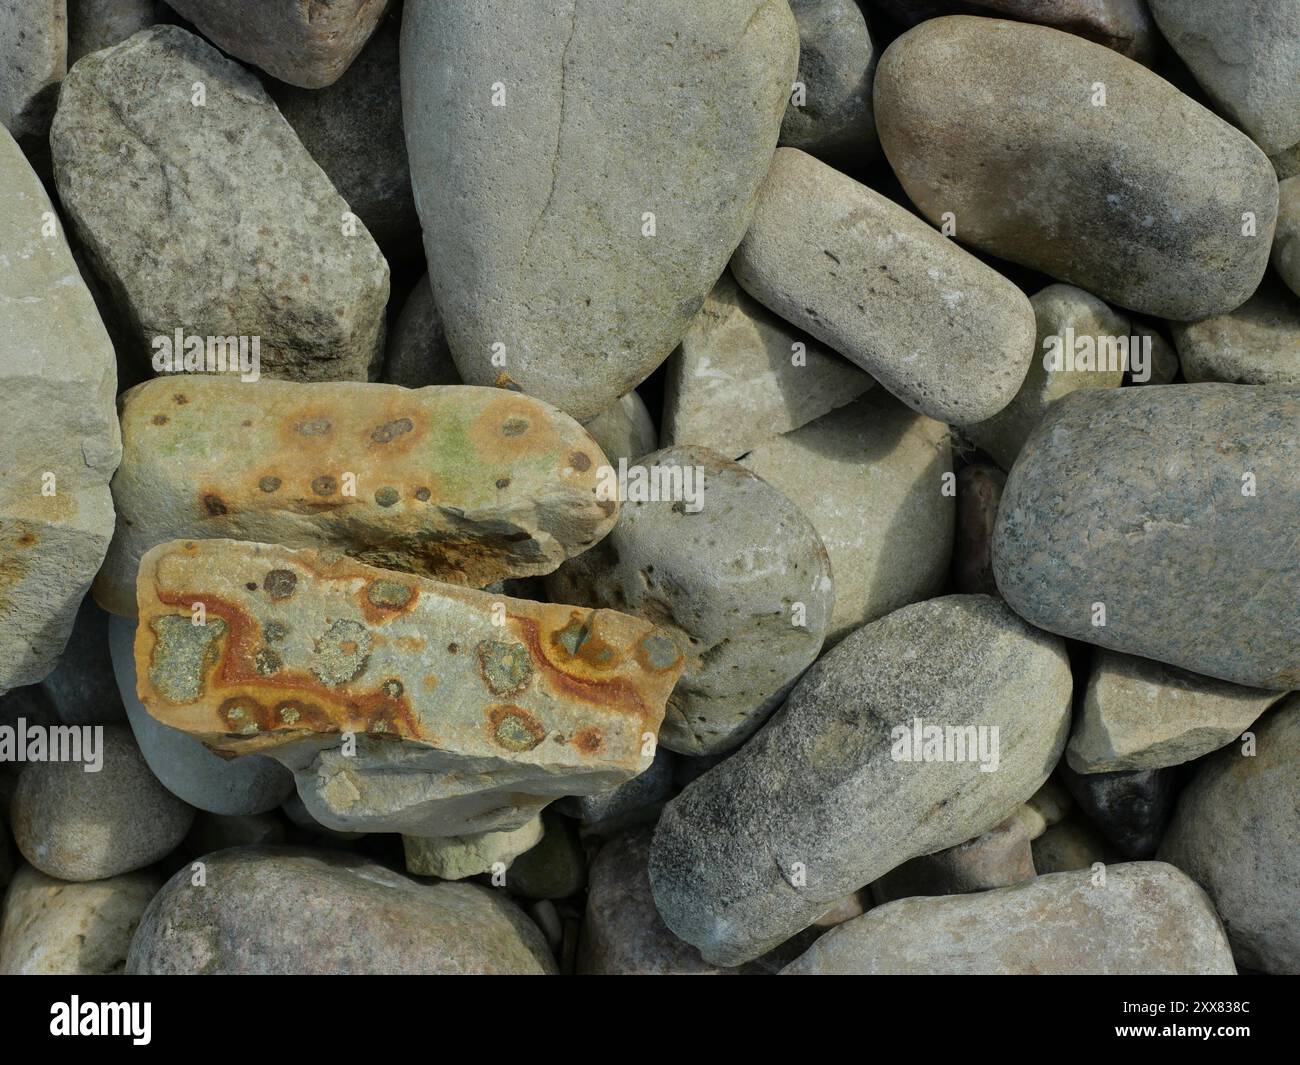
(10, 725), (193, 881)
(403, 0), (798, 420)
(1150, 0), (1300, 158)
(51, 25), (390, 383)
(875, 16), (1279, 320)
(109, 615), (295, 816)
(1275, 178), (1300, 296)
(0, 863), (162, 974)
(780, 0), (879, 165)
(650, 594), (1072, 965)
(1158, 696), (1300, 974)
(127, 846), (556, 974)
(1061, 763), (1176, 858)
(662, 270), (873, 459)
(993, 385), (1300, 689)
(582, 392), (658, 466)
(781, 863), (1235, 975)
(963, 284), (1128, 470)
(0, 0), (65, 143)
(1173, 276), (1300, 386)
(739, 391), (952, 643)
(1068, 650), (1284, 773)
(547, 445), (833, 756)
(733, 147), (1035, 425)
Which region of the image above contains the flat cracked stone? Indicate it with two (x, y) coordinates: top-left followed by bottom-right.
(133, 539), (685, 837)
(402, 0), (798, 420)
(731, 148), (1036, 425)
(51, 25), (389, 383)
(993, 384), (1300, 689)
(0, 126), (120, 694)
(95, 378), (618, 616)
(650, 594), (1072, 965)
(874, 16), (1278, 320)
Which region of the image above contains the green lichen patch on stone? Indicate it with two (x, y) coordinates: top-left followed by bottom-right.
(476, 639), (534, 697)
(311, 619), (373, 687)
(148, 615), (229, 703)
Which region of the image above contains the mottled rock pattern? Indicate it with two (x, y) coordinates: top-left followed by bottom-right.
(780, 0), (880, 164)
(165, 0), (389, 88)
(0, 863), (162, 974)
(870, 816), (1036, 904)
(110, 614), (296, 815)
(403, 0), (798, 420)
(0, 128), (120, 694)
(1061, 763), (1176, 858)
(96, 378), (618, 615)
(964, 284), (1128, 469)
(127, 846), (556, 974)
(781, 863), (1235, 975)
(740, 391), (952, 643)
(732, 148), (1035, 424)
(582, 392), (658, 466)
(0, 0), (65, 142)
(134, 539), (684, 836)
(548, 446), (832, 756)
(51, 26), (389, 383)
(1172, 277), (1300, 386)
(993, 385), (1300, 689)
(875, 16), (1278, 320)
(662, 271), (873, 459)
(381, 274), (459, 387)
(10, 725), (193, 881)
(1275, 178), (1300, 296)
(650, 595), (1072, 965)
(951, 463), (1004, 595)
(1159, 696), (1300, 974)
(403, 816), (543, 880)
(1068, 650), (1283, 773)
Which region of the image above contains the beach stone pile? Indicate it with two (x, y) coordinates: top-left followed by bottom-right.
(0, 1), (1295, 976)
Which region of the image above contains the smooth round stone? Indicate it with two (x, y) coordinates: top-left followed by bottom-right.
(781, 863), (1236, 975)
(546, 445), (833, 756)
(1159, 696), (1299, 974)
(0, 863), (161, 975)
(581, 391), (658, 466)
(951, 463), (1004, 595)
(780, 0), (880, 165)
(993, 385), (1300, 690)
(10, 725), (193, 881)
(1172, 276), (1300, 386)
(732, 147), (1036, 425)
(1060, 763), (1176, 859)
(381, 273), (459, 387)
(963, 284), (1128, 470)
(1149, 0), (1300, 157)
(874, 16), (1278, 320)
(1031, 816), (1120, 874)
(740, 390), (952, 644)
(109, 616), (295, 815)
(403, 0), (798, 420)
(1067, 650), (1284, 774)
(1275, 177), (1300, 296)
(505, 812), (587, 900)
(403, 816), (544, 880)
(127, 846), (557, 974)
(650, 594), (1072, 966)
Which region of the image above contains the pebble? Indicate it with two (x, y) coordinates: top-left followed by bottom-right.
(0, 863), (162, 975)
(94, 378), (619, 615)
(10, 725), (194, 881)
(780, 863), (1236, 975)
(581, 392), (658, 467)
(874, 16), (1278, 320)
(403, 816), (544, 881)
(1159, 696), (1299, 974)
(649, 594), (1072, 965)
(739, 391), (952, 643)
(1172, 276), (1300, 386)
(504, 812), (588, 900)
(39, 596), (124, 725)
(1031, 816), (1119, 875)
(994, 385), (1300, 690)
(1067, 650), (1284, 773)
(870, 816), (1036, 904)
(663, 271), (874, 459)
(402, 0), (798, 420)
(732, 147), (1036, 425)
(381, 274), (460, 387)
(127, 846), (557, 974)
(51, 26), (389, 383)
(1060, 763), (1176, 858)
(546, 446), (832, 756)
(1275, 178), (1300, 296)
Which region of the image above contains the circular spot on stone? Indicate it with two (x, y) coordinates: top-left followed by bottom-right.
(639, 633), (681, 671)
(263, 569), (297, 600)
(501, 417), (529, 437)
(495, 477), (510, 489)
(254, 647), (282, 675)
(263, 621), (288, 642)
(366, 579), (413, 610)
(371, 417), (414, 444)
(447, 642), (460, 654)
(475, 639), (534, 697)
(259, 476), (281, 493)
(297, 418), (330, 436)
(152, 414), (168, 426)
(174, 394), (188, 405)
(375, 486), (399, 507)
(202, 494), (228, 516)
(414, 487), (431, 502)
(570, 451), (591, 472)
(381, 678), (404, 698)
(489, 707), (545, 752)
(311, 619), (372, 687)
(312, 475), (337, 496)
(245, 582), (257, 591)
